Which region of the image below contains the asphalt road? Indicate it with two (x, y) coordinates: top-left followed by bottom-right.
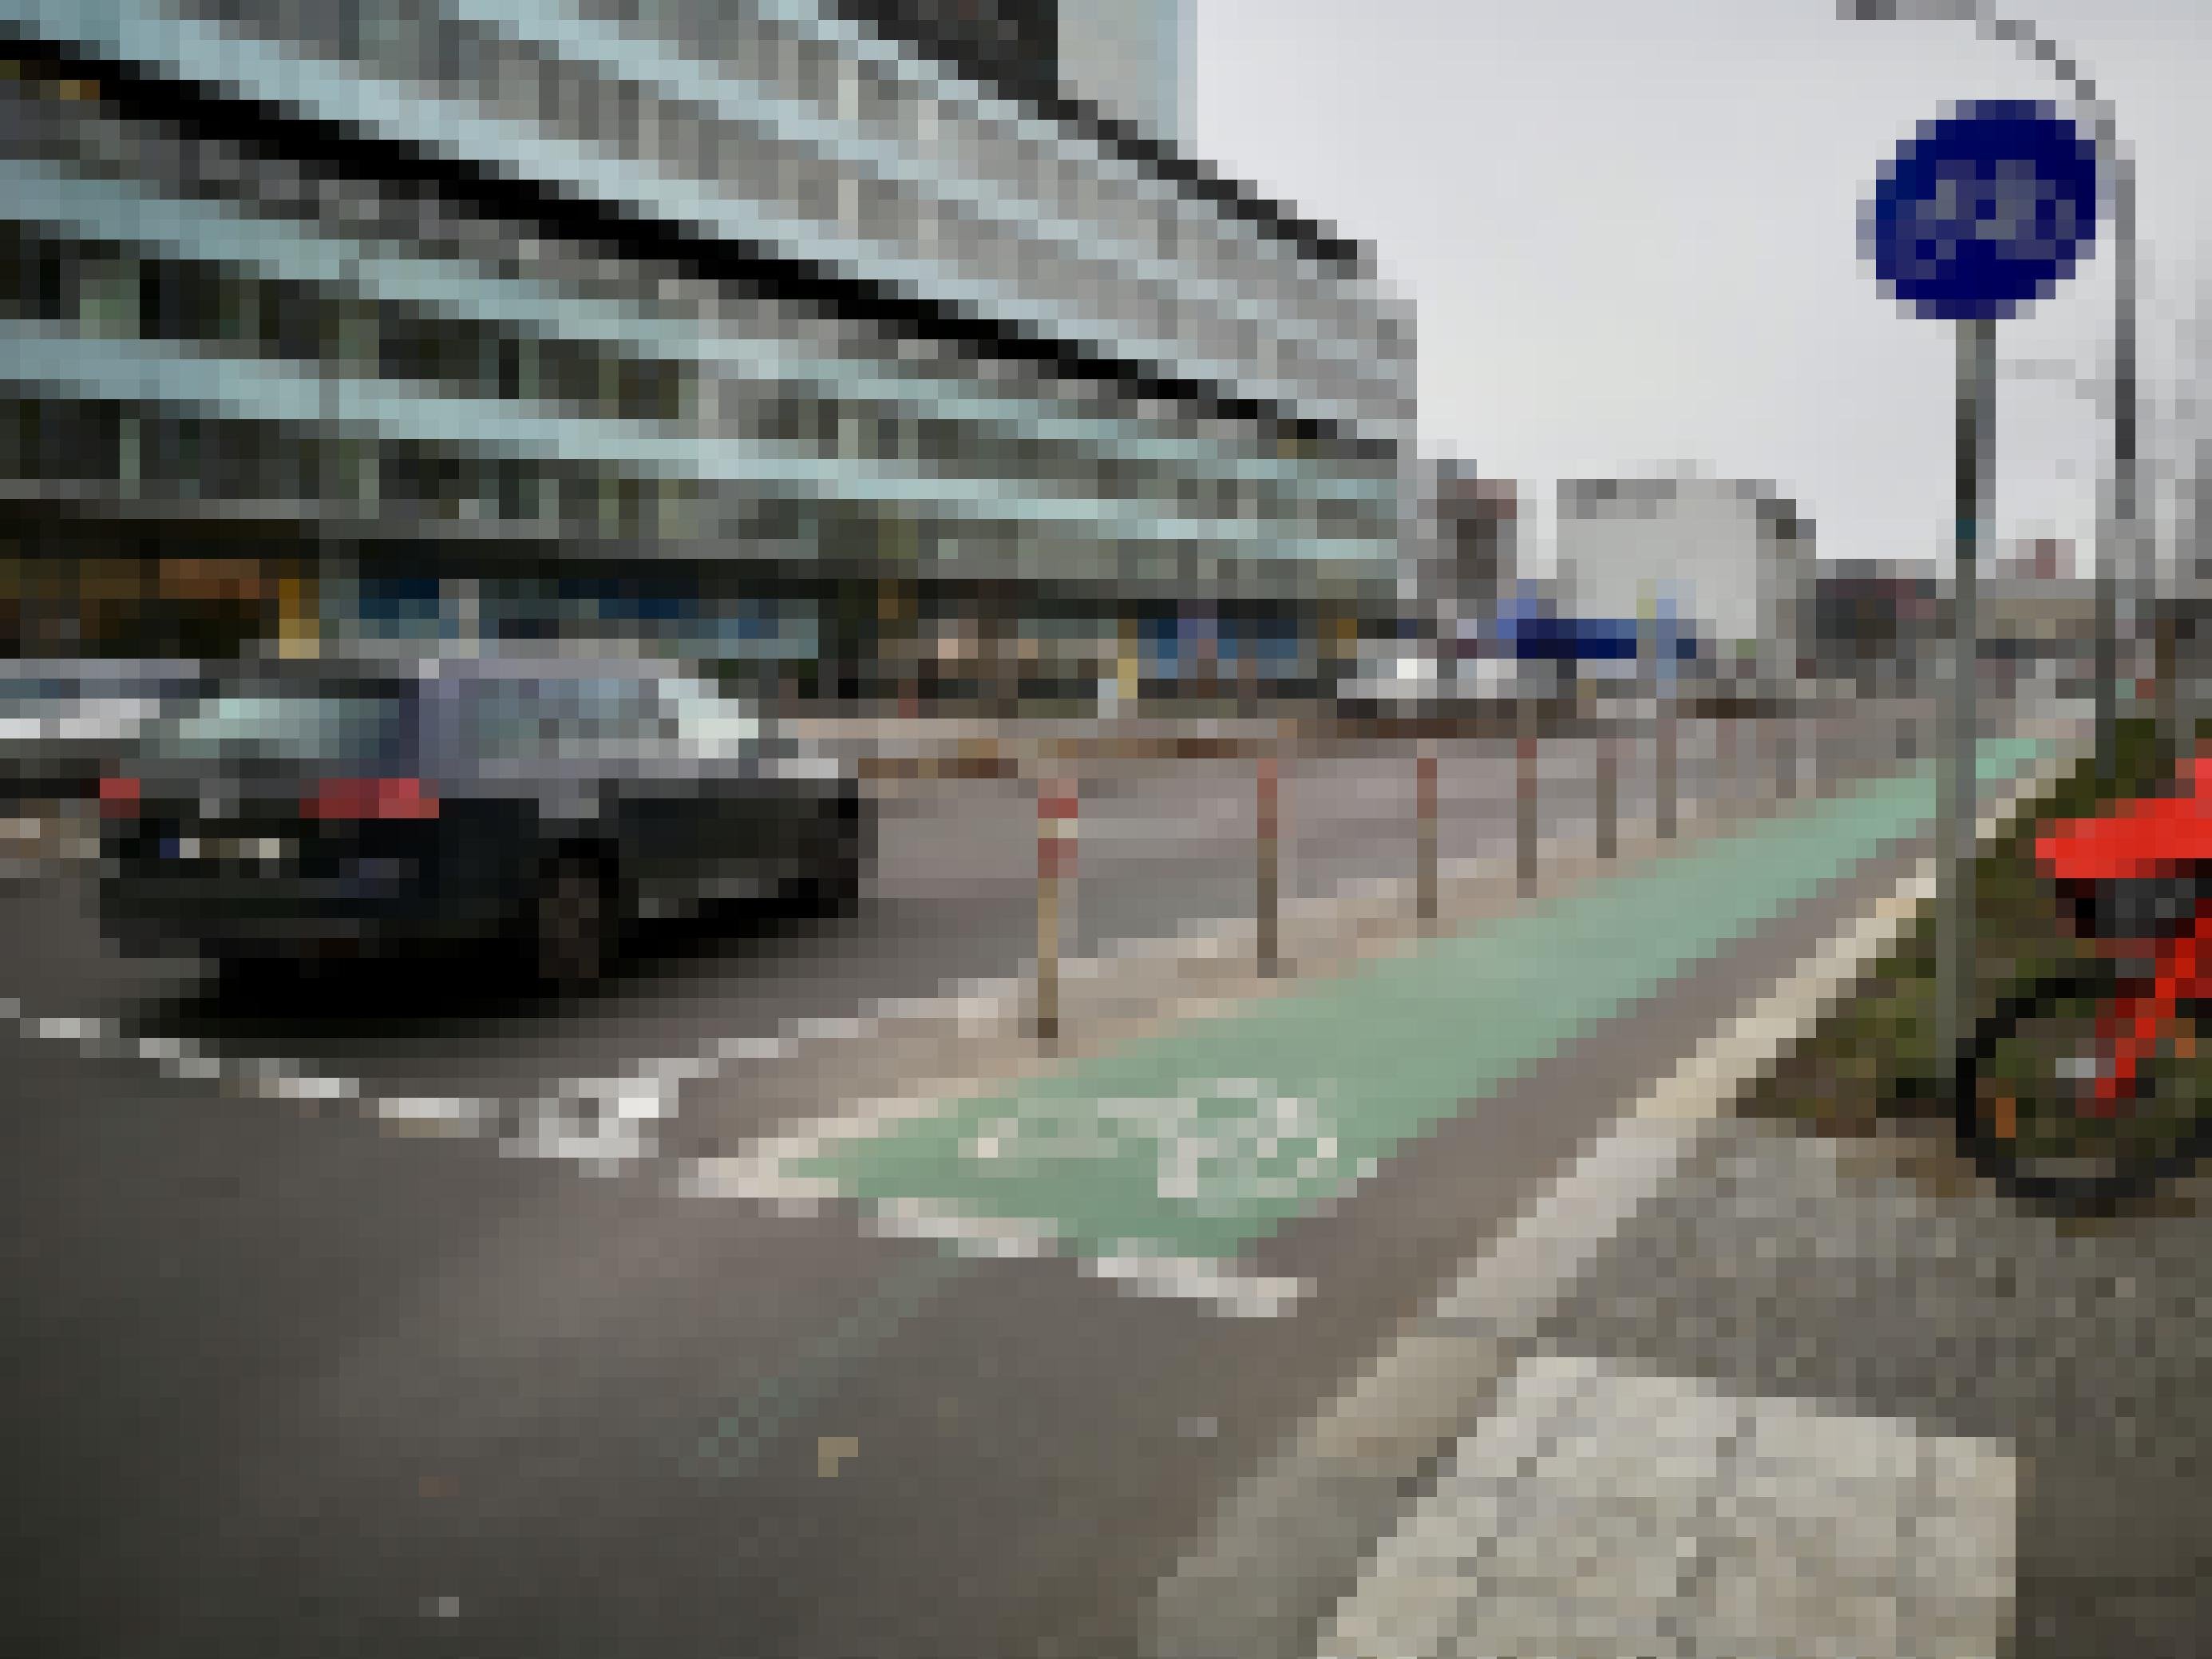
(0, 704), (1922, 1146)
(2, 698), (1973, 1657)
(2, 803), (1961, 1659)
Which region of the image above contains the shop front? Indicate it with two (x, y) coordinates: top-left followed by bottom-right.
(0, 514), (312, 661)
(334, 564), (824, 699)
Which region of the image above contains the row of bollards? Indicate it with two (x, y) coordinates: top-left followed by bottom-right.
(1029, 706), (1824, 1045)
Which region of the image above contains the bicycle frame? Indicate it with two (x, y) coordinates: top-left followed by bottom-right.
(2036, 752), (2212, 1112)
(2072, 920), (2210, 1112)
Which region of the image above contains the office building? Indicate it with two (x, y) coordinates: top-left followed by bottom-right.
(1424, 460), (1517, 631)
(0, 0), (1411, 707)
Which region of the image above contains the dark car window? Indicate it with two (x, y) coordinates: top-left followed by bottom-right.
(0, 675), (76, 713)
(144, 683), (415, 768)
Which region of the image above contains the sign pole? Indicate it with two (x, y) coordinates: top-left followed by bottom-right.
(1657, 605), (1678, 841)
(1856, 97), (2101, 1124)
(1940, 315), (1994, 1098)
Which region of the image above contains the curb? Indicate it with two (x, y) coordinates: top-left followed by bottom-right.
(1142, 729), (2087, 1659)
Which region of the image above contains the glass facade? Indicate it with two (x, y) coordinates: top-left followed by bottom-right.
(0, 2), (1412, 702)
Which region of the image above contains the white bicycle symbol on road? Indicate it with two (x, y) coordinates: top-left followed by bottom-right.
(961, 1076), (1371, 1219)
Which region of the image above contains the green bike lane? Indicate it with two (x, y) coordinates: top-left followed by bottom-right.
(760, 733), (2055, 1278)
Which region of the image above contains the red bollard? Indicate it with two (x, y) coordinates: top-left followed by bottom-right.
(1035, 778), (1078, 1044)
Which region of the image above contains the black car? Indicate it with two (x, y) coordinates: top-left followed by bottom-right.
(98, 653), (870, 986)
(0, 658), (205, 812)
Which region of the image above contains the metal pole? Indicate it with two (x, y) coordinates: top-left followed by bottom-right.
(1598, 715), (1620, 857)
(1657, 683), (1677, 841)
(1730, 707), (1749, 818)
(1416, 742), (1438, 925)
(1035, 870), (1060, 1047)
(1928, 10), (2135, 776)
(2186, 433), (2212, 746)
(1035, 776), (1077, 1045)
(1515, 700), (1537, 891)
(1256, 751), (1280, 976)
(1778, 696), (1798, 802)
(2108, 147), (2139, 777)
(1941, 316), (1995, 1102)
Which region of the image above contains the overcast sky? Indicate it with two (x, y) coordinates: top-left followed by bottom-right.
(1191, 0), (2212, 575)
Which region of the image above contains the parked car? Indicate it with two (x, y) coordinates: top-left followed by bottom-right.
(0, 658), (205, 813)
(1336, 643), (1571, 722)
(97, 652), (870, 987)
(1334, 645), (1444, 719)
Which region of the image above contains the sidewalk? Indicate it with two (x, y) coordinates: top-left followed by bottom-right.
(1146, 726), (2211, 1659)
(1318, 1113), (2212, 1657)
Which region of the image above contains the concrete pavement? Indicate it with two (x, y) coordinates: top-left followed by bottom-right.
(1150, 728), (2182, 1659)
(1314, 1098), (2212, 1657)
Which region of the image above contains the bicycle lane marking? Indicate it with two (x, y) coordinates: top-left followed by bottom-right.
(702, 736), (2056, 1297)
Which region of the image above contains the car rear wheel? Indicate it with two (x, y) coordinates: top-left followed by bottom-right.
(531, 851), (618, 989)
(807, 847), (863, 917)
(802, 792), (868, 917)
(215, 951), (313, 1003)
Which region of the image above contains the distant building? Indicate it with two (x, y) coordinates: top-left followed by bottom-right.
(1554, 470), (1815, 681)
(2002, 537), (2072, 582)
(1982, 557), (2095, 676)
(1056, 0), (1189, 140)
(1808, 560), (1943, 691)
(846, 2), (1186, 144)
(1403, 458), (1518, 637)
(841, 2), (1062, 93)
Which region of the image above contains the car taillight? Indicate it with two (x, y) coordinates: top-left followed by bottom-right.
(97, 774), (141, 818)
(302, 776), (439, 822)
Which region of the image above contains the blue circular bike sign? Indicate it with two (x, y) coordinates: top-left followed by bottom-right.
(1862, 100), (2101, 322)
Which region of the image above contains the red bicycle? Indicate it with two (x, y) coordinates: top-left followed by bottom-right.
(1957, 750), (2212, 1208)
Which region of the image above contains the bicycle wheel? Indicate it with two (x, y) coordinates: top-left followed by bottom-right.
(1957, 961), (2212, 1210)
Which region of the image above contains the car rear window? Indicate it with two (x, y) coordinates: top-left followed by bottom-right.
(0, 675), (76, 715)
(655, 677), (760, 757)
(462, 674), (661, 763)
(145, 683), (415, 768)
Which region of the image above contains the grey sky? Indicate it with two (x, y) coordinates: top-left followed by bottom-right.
(1191, 0), (2212, 575)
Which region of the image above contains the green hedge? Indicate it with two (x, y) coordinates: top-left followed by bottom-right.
(1754, 716), (2207, 1133)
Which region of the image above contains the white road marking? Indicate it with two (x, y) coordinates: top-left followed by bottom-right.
(1086, 1252), (1310, 1320)
(4, 747), (2022, 1312)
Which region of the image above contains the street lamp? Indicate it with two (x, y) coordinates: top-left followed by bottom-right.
(1844, 1), (2141, 780)
(1996, 355), (2110, 707)
(2001, 351), (2201, 744)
